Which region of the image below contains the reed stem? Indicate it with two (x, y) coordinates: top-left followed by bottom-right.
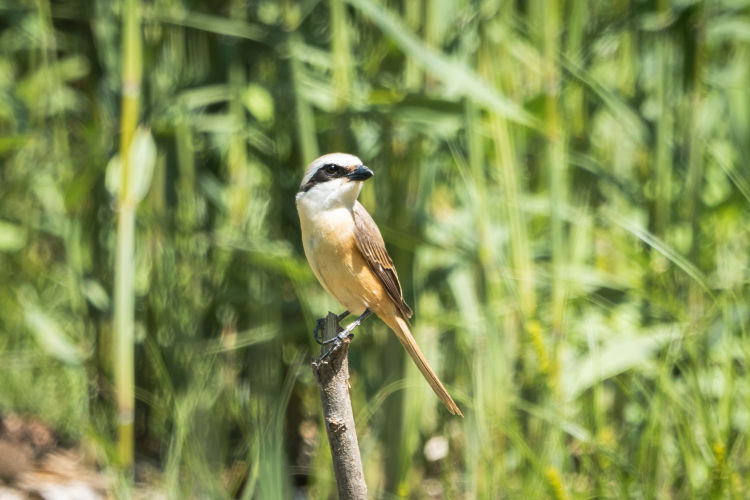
(114, 0), (142, 471)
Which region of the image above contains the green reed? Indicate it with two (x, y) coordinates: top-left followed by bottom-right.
(0, 1), (749, 498)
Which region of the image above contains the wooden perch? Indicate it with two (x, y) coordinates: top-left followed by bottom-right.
(311, 312), (367, 499)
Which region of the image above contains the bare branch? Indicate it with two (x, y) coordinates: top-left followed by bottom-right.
(311, 312), (367, 499)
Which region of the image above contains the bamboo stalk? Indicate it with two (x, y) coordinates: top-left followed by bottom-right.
(113, 203), (136, 469)
(479, 36), (537, 318)
(330, 0), (352, 110)
(543, 0), (566, 339)
(288, 33), (319, 162)
(114, 0), (142, 471)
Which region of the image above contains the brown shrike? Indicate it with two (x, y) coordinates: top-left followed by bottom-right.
(296, 153), (462, 416)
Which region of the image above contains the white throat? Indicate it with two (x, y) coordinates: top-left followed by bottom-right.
(295, 178), (363, 216)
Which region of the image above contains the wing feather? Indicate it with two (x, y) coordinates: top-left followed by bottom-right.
(352, 202), (413, 319)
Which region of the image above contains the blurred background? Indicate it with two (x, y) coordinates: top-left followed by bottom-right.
(1, 0), (750, 498)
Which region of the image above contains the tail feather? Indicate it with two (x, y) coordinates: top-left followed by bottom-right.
(389, 316), (463, 417)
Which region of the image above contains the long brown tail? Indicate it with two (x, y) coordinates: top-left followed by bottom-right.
(387, 315), (463, 417)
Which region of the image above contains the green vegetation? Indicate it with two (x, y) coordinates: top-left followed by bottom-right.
(1, 0), (749, 497)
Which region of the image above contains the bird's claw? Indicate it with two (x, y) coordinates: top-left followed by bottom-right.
(320, 331), (355, 359)
(313, 309), (367, 358)
(313, 317), (326, 345)
(313, 310), (350, 345)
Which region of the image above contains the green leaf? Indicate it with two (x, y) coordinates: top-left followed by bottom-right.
(128, 127), (157, 203)
(24, 307), (85, 365)
(242, 84), (274, 123)
(82, 279), (111, 311)
(0, 220), (26, 252)
(345, 0), (540, 130)
(561, 327), (678, 401)
(105, 126), (156, 204)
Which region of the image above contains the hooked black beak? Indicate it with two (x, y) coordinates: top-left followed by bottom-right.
(347, 165), (374, 181)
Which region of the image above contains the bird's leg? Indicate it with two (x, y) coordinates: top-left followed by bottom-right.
(339, 309), (372, 339)
(320, 310), (373, 359)
(320, 309), (372, 345)
(313, 310), (350, 345)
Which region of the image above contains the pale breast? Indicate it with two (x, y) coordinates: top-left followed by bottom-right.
(298, 206), (385, 315)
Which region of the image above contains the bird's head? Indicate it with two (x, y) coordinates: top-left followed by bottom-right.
(296, 153), (374, 209)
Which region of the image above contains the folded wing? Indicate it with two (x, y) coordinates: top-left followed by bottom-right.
(352, 201), (413, 319)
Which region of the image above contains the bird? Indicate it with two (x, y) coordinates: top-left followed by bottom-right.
(296, 152), (462, 416)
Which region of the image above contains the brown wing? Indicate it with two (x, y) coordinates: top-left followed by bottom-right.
(352, 201), (413, 319)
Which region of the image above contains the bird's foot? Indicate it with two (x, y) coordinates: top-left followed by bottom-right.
(318, 309), (372, 346)
(317, 309), (374, 359)
(313, 317), (326, 345)
(313, 310), (351, 345)
(319, 330), (356, 359)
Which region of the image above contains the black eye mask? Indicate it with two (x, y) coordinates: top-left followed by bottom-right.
(299, 163), (349, 192)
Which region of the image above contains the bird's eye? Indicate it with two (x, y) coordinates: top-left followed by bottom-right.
(324, 164), (338, 174)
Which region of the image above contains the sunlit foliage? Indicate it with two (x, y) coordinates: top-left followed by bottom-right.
(1, 0), (749, 497)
